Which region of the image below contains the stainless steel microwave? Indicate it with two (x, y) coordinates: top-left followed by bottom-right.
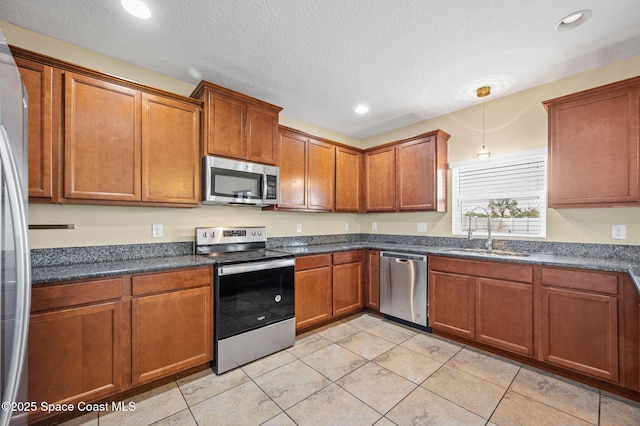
(202, 156), (279, 206)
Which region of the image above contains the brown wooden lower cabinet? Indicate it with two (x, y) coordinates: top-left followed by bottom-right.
(476, 278), (533, 356)
(131, 267), (213, 385)
(429, 256), (535, 357)
(429, 271), (475, 338)
(333, 251), (364, 317)
(28, 266), (213, 423)
(28, 277), (126, 423)
(428, 256), (640, 396)
(539, 267), (620, 383)
(295, 254), (333, 330)
(365, 250), (380, 312)
(295, 250), (366, 332)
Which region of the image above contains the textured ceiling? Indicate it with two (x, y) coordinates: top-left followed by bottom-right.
(2, 1), (640, 139)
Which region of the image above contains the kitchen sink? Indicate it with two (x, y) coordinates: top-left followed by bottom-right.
(445, 248), (530, 258)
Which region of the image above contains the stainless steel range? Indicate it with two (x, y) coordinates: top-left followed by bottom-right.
(195, 226), (295, 374)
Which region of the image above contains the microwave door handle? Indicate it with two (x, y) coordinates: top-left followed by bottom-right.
(262, 174), (268, 203)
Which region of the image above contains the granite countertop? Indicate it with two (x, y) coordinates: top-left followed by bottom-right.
(277, 242), (640, 292)
(31, 241), (640, 292)
(31, 255), (216, 285)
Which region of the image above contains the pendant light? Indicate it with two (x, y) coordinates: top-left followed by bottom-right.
(477, 86), (491, 160)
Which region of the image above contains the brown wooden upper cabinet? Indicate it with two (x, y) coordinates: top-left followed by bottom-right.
(335, 145), (362, 212)
(12, 46), (202, 207)
(544, 76), (640, 208)
(64, 72), (142, 202)
(141, 94), (201, 204)
(278, 127), (335, 211)
(64, 73), (201, 206)
(365, 130), (449, 212)
(15, 56), (57, 202)
(191, 81), (282, 165)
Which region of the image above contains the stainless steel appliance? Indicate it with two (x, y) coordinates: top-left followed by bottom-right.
(202, 156), (279, 206)
(379, 252), (428, 329)
(0, 31), (30, 426)
(196, 226), (295, 374)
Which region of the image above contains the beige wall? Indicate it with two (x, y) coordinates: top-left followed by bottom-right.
(4, 20), (639, 248)
(360, 54), (640, 245)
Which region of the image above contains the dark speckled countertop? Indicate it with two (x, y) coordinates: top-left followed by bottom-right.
(30, 236), (640, 292)
(275, 242), (640, 292)
(31, 255), (216, 284)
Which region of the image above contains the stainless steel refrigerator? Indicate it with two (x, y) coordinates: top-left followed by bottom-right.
(0, 29), (30, 426)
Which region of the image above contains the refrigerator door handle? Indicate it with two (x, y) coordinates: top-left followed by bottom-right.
(0, 125), (31, 426)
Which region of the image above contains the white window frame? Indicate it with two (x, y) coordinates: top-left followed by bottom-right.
(450, 149), (547, 238)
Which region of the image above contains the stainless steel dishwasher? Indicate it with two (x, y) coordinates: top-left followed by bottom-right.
(379, 252), (428, 328)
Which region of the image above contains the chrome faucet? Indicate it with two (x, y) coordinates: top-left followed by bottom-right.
(467, 207), (493, 253)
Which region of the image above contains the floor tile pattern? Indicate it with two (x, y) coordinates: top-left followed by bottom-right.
(62, 313), (640, 426)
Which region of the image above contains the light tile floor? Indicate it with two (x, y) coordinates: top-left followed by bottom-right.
(63, 313), (640, 426)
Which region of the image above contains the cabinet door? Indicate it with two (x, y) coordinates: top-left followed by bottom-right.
(307, 139), (335, 210)
(429, 271), (474, 338)
(247, 103), (279, 165)
(64, 72), (141, 201)
(540, 287), (619, 382)
(141, 94), (200, 204)
(547, 83), (640, 207)
(295, 267), (333, 331)
(365, 146), (395, 211)
(335, 146), (362, 212)
(396, 136), (436, 211)
(278, 130), (307, 208)
(476, 278), (533, 356)
(333, 261), (363, 317)
(132, 286), (212, 385)
(365, 250), (380, 312)
(16, 57), (56, 201)
(205, 91), (246, 158)
(28, 301), (123, 409)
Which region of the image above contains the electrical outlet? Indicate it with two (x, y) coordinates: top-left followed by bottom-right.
(344, 222), (350, 231)
(611, 224), (627, 240)
(296, 223), (302, 233)
(372, 222), (377, 231)
(152, 223), (163, 238)
(418, 222), (427, 232)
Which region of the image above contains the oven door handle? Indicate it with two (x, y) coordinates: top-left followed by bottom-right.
(218, 258), (295, 276)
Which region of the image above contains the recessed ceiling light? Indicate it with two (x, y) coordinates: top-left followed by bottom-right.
(555, 10), (592, 32)
(121, 0), (151, 19)
(355, 105), (369, 114)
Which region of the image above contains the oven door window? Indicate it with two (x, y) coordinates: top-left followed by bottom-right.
(211, 168), (263, 201)
(217, 265), (294, 339)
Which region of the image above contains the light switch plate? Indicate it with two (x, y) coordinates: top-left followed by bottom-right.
(344, 222), (350, 231)
(611, 224), (626, 240)
(418, 222), (427, 232)
(372, 222), (377, 231)
(296, 223), (302, 233)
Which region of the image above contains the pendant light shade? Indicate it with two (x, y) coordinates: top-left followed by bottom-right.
(477, 86), (491, 160)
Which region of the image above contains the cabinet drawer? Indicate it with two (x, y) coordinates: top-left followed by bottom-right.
(429, 256), (533, 284)
(295, 254), (332, 271)
(132, 266), (212, 296)
(31, 277), (125, 312)
(333, 250), (364, 265)
(541, 267), (618, 295)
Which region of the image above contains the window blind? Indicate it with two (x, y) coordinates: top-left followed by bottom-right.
(452, 152), (547, 238)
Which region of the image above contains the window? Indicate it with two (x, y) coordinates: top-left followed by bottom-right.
(451, 149), (547, 238)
